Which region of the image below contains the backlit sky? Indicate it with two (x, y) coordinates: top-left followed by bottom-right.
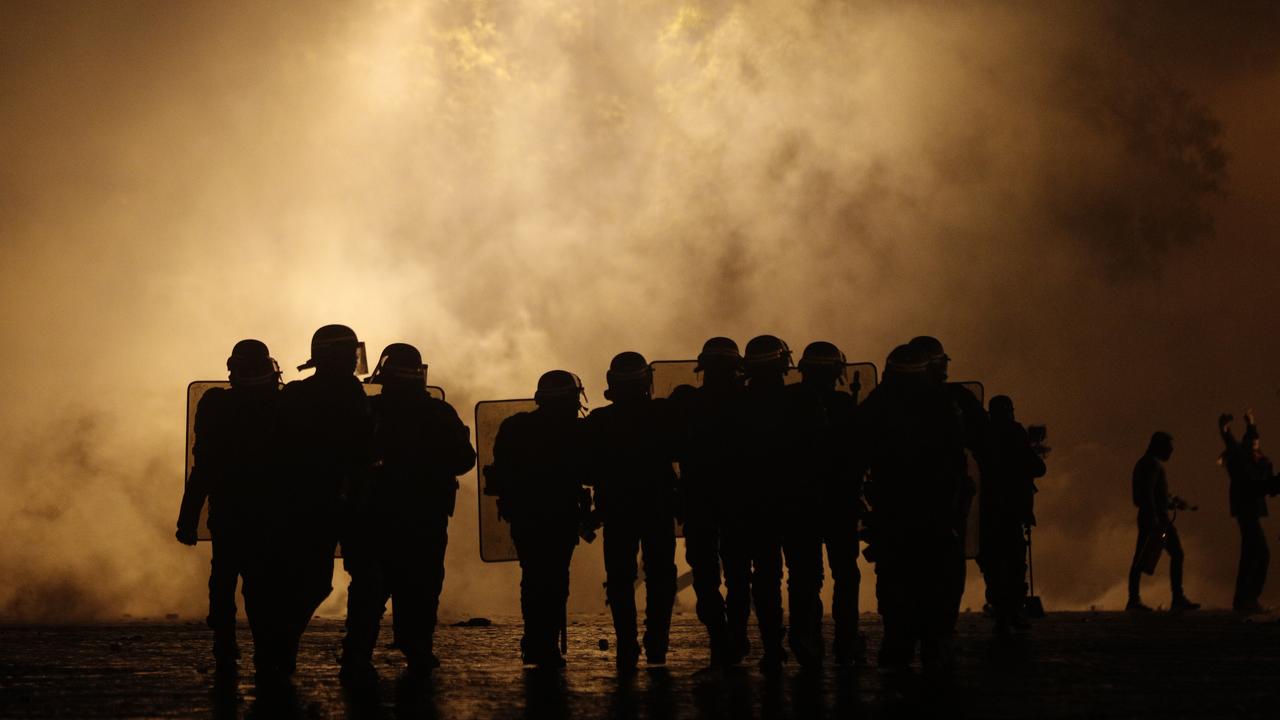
(2, 1), (1278, 620)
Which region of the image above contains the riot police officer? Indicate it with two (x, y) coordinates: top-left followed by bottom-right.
(176, 339), (281, 677)
(857, 344), (967, 671)
(979, 395), (1046, 635)
(738, 334), (823, 671)
(585, 352), (679, 671)
(487, 370), (591, 668)
(909, 336), (983, 637)
(672, 337), (751, 667)
(340, 344), (476, 685)
(791, 340), (865, 665)
(270, 324), (375, 684)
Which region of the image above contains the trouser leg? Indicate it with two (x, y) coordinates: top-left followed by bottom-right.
(207, 533), (242, 665)
(1254, 525), (1271, 601)
(922, 534), (963, 666)
(824, 523), (861, 660)
(395, 516), (448, 667)
(874, 546), (916, 668)
(603, 522), (641, 656)
(1128, 523), (1148, 600)
(783, 516), (824, 665)
(640, 518), (677, 661)
(341, 547), (387, 668)
(683, 513), (728, 650)
(984, 517), (1028, 621)
(1165, 526), (1185, 598)
(1235, 517), (1269, 607)
(720, 518), (753, 658)
(749, 524), (785, 660)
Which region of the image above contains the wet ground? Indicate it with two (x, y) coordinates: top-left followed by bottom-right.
(2, 611), (1278, 719)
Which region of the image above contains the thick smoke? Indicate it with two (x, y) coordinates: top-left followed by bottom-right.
(1, 1), (1278, 620)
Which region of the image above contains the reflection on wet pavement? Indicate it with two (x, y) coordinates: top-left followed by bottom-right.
(1, 613), (1278, 718)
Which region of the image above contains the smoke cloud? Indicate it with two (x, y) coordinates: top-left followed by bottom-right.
(2, 1), (1278, 620)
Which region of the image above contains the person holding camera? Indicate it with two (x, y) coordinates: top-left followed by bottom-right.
(1219, 411), (1277, 614)
(978, 395), (1046, 636)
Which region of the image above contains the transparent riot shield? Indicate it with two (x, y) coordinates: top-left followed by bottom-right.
(953, 381), (984, 406)
(362, 382), (447, 401)
(652, 359), (879, 402)
(474, 399), (537, 563)
(185, 381), (230, 541)
(950, 381), (985, 559)
(783, 362), (879, 403)
(649, 360), (700, 399)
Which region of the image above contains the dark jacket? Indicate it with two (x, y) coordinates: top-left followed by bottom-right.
(489, 409), (590, 528)
(736, 379), (825, 512)
(787, 381), (861, 517)
(982, 419), (1047, 524)
(671, 381), (743, 511)
(369, 386), (476, 521)
(856, 376), (967, 536)
(584, 398), (680, 523)
(1132, 454), (1169, 526)
(276, 373), (375, 521)
(1221, 424), (1272, 519)
(179, 384), (280, 536)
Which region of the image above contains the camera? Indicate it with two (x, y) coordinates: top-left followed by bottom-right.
(1028, 425), (1051, 456)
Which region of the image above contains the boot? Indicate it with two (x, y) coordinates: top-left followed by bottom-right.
(212, 627), (240, 677)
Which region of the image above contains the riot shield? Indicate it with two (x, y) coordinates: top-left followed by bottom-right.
(474, 399), (537, 563)
(185, 381), (230, 541)
(953, 381), (984, 406)
(652, 359), (879, 403)
(649, 360), (700, 399)
(950, 381), (985, 559)
(783, 362), (879, 403)
(362, 382), (447, 401)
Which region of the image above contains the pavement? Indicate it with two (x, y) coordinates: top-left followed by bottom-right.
(1, 611), (1278, 718)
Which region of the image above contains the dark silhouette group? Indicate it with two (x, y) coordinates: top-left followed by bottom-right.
(178, 326), (476, 688)
(177, 325), (1062, 686)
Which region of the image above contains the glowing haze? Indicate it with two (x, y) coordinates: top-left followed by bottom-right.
(2, 1), (1278, 621)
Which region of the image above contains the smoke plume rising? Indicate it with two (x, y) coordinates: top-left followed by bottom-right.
(2, 1), (1278, 621)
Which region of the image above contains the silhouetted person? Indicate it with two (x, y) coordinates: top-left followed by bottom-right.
(267, 324), (375, 684)
(791, 341), (865, 665)
(978, 395), (1046, 636)
(487, 370), (591, 668)
(1127, 431), (1200, 612)
(738, 334), (824, 671)
(584, 352), (679, 671)
(340, 344), (476, 686)
(909, 335), (984, 632)
(671, 337), (751, 667)
(857, 344), (967, 671)
(176, 339), (282, 677)
(1219, 411), (1277, 614)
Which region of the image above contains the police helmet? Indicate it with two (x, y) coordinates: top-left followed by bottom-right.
(297, 324), (366, 373)
(884, 344), (929, 376)
(535, 369), (587, 407)
(227, 339), (280, 387)
(695, 336), (741, 373)
(798, 340), (847, 383)
(605, 351), (652, 395)
(369, 342), (427, 386)
(908, 336), (949, 362)
(742, 334), (792, 375)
